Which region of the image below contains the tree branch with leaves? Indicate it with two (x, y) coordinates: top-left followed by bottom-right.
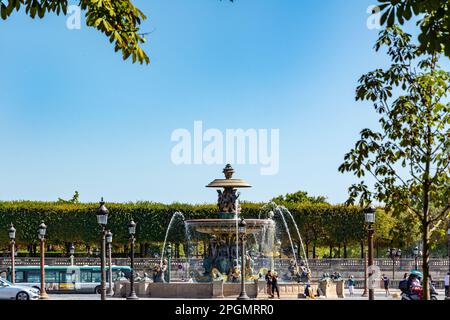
(378, 0), (450, 57)
(1, 0), (150, 64)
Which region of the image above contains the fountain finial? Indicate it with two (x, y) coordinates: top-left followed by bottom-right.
(223, 164), (235, 179)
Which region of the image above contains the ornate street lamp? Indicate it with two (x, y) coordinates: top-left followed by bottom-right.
(413, 246), (420, 270)
(364, 205), (376, 301)
(37, 221), (48, 299)
(105, 230), (114, 296)
(96, 197), (109, 300)
(166, 244), (172, 284)
(127, 220), (138, 300)
(237, 218), (250, 300)
(69, 244), (75, 266)
(387, 248), (402, 280)
(8, 224), (16, 284)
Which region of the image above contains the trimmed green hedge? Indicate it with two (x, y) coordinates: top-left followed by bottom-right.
(0, 201), (366, 247)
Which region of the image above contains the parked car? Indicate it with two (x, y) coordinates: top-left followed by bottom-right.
(0, 278), (40, 300)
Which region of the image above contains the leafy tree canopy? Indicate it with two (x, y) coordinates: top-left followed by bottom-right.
(378, 0), (450, 56)
(272, 191), (328, 205)
(57, 191), (80, 204)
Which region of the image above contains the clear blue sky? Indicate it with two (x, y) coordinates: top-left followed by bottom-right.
(0, 0), (430, 204)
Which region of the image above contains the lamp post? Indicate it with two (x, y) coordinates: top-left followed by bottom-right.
(364, 205), (376, 301)
(69, 244), (75, 266)
(105, 231), (113, 296)
(8, 224), (16, 284)
(387, 248), (402, 280)
(127, 220), (139, 300)
(166, 244), (172, 284)
(37, 221), (48, 299)
(96, 197), (109, 301)
(446, 225), (450, 300)
(413, 246), (420, 270)
(237, 218), (249, 300)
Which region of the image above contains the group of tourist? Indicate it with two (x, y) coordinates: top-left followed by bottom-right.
(346, 271), (449, 299)
(347, 273), (395, 297)
(265, 270), (280, 299)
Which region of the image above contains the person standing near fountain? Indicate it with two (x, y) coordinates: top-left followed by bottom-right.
(265, 270), (274, 298)
(271, 271), (280, 299)
(347, 275), (355, 297)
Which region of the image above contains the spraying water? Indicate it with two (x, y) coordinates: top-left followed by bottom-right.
(279, 205), (310, 271)
(273, 206), (298, 266)
(160, 211), (186, 266)
(258, 202), (310, 274)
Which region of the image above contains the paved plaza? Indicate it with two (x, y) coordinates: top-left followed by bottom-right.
(45, 288), (447, 301)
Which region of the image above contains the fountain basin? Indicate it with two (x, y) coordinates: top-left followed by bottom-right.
(114, 280), (318, 299)
(185, 219), (274, 235)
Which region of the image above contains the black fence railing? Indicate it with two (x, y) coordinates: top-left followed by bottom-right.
(1, 257), (448, 269)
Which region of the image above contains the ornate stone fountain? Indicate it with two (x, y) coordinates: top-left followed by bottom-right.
(185, 164), (274, 280)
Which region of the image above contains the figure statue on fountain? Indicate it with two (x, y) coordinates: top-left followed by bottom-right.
(229, 265), (240, 283)
(203, 236), (218, 275)
(245, 252), (254, 278)
(217, 189), (240, 214)
(216, 240), (230, 274)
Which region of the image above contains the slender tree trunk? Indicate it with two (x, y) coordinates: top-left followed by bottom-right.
(329, 245), (332, 258)
(343, 243), (347, 259)
(421, 100), (434, 300)
(361, 241), (364, 259)
(421, 218), (430, 300)
(337, 243), (341, 258)
(313, 242), (316, 259)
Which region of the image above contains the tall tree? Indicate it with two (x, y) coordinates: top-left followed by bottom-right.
(378, 0), (450, 57)
(339, 26), (450, 299)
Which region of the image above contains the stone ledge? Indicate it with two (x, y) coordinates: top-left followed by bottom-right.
(113, 281), (318, 299)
